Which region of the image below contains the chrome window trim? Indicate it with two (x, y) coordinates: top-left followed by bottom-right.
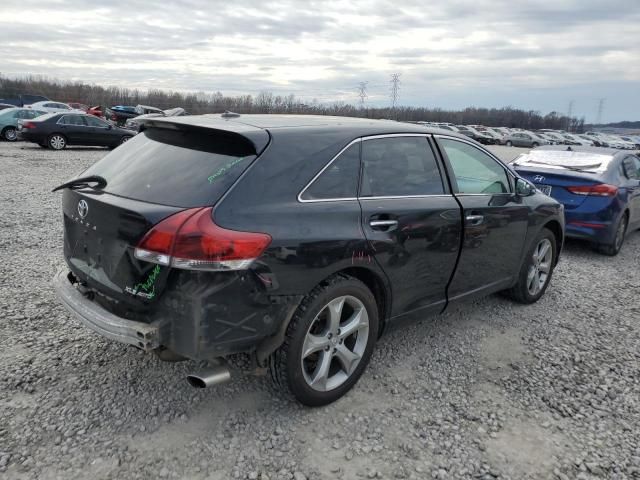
(360, 194), (453, 200)
(298, 133), (450, 203)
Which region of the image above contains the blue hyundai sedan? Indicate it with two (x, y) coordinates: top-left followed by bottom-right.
(513, 146), (640, 255)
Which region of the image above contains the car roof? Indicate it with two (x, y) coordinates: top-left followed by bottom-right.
(142, 114), (472, 151)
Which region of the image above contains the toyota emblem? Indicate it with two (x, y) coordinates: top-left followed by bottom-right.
(533, 175), (545, 183)
(77, 199), (89, 219)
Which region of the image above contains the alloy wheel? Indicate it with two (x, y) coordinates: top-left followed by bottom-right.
(50, 135), (65, 150)
(527, 238), (552, 296)
(301, 295), (369, 392)
(4, 128), (17, 141)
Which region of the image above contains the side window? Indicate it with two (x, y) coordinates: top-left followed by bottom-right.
(439, 138), (511, 194)
(300, 143), (360, 200)
(623, 157), (640, 179)
(60, 115), (86, 126)
(360, 136), (444, 197)
(85, 116), (108, 128)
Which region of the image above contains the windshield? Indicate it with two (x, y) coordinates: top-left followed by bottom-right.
(79, 128), (257, 207)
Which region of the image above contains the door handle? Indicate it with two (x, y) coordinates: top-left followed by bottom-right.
(369, 219), (398, 231)
(465, 214), (484, 226)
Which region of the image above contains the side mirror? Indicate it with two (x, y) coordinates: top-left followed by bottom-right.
(516, 178), (536, 196)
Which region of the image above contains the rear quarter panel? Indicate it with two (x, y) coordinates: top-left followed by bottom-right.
(213, 128), (391, 298)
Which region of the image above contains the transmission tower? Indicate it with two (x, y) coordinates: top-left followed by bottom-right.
(566, 100), (574, 132)
(356, 82), (368, 108)
(595, 98), (605, 125)
(390, 73), (401, 108)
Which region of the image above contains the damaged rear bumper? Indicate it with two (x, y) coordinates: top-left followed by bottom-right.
(52, 269), (161, 351)
(53, 268), (302, 361)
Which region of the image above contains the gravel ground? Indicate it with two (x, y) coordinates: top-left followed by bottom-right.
(1, 141), (639, 480)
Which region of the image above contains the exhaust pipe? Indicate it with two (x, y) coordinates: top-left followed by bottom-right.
(187, 364), (231, 388)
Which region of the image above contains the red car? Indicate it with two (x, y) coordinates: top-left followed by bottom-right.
(87, 105), (104, 118)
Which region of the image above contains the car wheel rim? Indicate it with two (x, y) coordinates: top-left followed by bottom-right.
(6, 128), (16, 140)
(301, 295), (369, 392)
(527, 238), (552, 296)
(51, 136), (64, 149)
(615, 217), (627, 250)
(121, 136), (130, 144)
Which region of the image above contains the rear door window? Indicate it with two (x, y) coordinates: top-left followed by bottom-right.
(60, 115), (86, 126)
(85, 116), (109, 127)
(439, 138), (511, 194)
(360, 136), (445, 197)
(300, 142), (360, 200)
(80, 128), (257, 207)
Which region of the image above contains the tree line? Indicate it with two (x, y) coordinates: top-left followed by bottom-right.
(0, 74), (585, 131)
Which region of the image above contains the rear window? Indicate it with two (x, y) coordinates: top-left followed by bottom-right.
(80, 128), (257, 207)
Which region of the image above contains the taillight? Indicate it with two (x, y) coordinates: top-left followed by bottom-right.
(566, 184), (618, 197)
(22, 121), (36, 129)
(134, 207), (271, 271)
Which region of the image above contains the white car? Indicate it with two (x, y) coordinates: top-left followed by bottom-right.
(562, 133), (594, 146)
(28, 101), (85, 114)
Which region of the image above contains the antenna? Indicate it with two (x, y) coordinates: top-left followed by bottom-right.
(595, 98), (605, 125)
(356, 82), (368, 108)
(390, 73), (401, 109)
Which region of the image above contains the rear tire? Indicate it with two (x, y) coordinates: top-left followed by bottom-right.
(270, 274), (379, 406)
(48, 134), (66, 150)
(2, 127), (17, 141)
(505, 228), (557, 304)
(506, 140), (513, 147)
(598, 213), (628, 256)
(532, 142), (539, 148)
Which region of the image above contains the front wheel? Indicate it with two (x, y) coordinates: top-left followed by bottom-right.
(2, 127), (17, 141)
(532, 142), (539, 148)
(120, 135), (132, 144)
(270, 275), (379, 406)
(48, 134), (66, 150)
(505, 140), (513, 147)
(505, 228), (557, 304)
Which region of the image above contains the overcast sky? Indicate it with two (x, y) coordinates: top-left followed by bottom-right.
(1, 0), (639, 122)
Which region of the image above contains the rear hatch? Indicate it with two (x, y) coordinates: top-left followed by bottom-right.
(59, 120), (269, 311)
(513, 150), (614, 210)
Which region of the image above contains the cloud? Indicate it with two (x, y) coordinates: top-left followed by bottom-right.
(0, 0), (639, 121)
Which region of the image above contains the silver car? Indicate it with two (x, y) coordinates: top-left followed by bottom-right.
(502, 131), (549, 148)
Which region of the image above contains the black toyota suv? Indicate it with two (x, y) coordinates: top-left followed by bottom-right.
(53, 114), (564, 406)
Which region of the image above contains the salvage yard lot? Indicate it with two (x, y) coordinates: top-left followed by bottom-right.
(1, 141), (639, 480)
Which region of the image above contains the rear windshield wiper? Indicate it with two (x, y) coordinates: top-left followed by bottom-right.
(527, 160), (599, 172)
(52, 175), (107, 192)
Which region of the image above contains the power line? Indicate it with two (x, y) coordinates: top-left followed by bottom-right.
(356, 81), (368, 108)
(595, 98), (605, 125)
(390, 73), (401, 109)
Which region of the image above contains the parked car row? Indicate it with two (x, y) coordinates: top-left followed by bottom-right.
(0, 93), (190, 148)
(412, 121), (640, 150)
